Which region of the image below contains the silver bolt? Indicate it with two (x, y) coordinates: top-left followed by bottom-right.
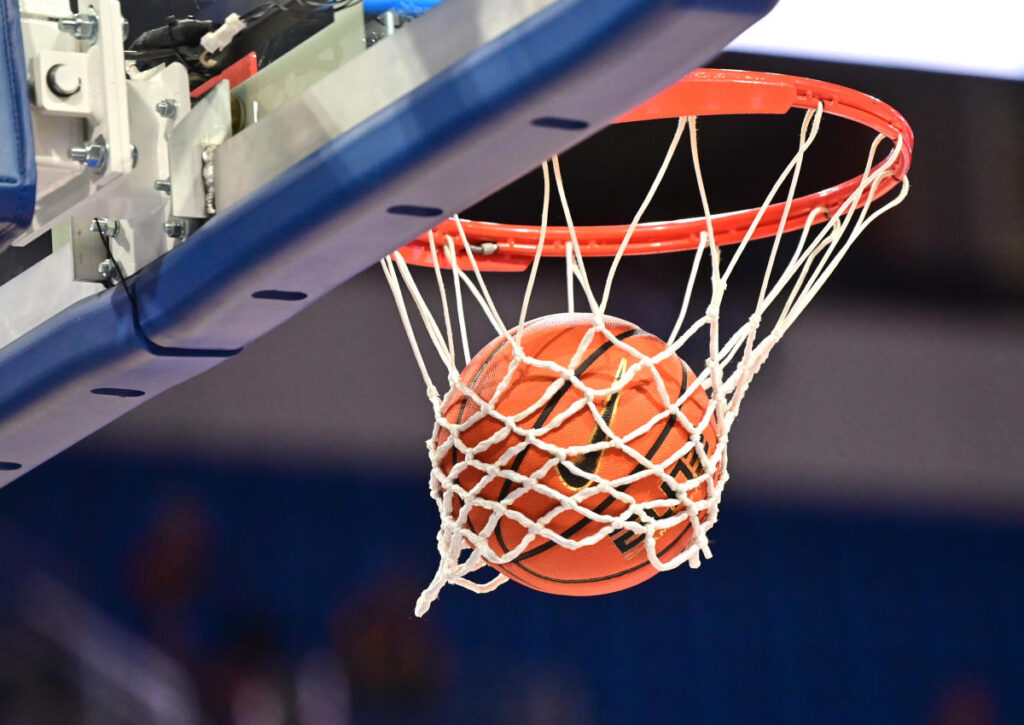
(154, 178), (172, 193)
(155, 99), (178, 119)
(89, 218), (119, 238)
(163, 219), (186, 239)
(68, 136), (108, 173)
(97, 258), (117, 280)
(56, 13), (98, 41)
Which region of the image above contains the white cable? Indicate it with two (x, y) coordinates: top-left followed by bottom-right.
(200, 13), (247, 54)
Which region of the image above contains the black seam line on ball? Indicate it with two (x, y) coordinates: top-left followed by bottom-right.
(496, 329), (656, 560)
(457, 327), (639, 541)
(500, 329), (641, 500)
(503, 363), (689, 571)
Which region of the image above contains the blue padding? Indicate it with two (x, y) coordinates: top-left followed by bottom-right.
(0, 284), (228, 486)
(0, 0), (36, 244)
(0, 0), (775, 486)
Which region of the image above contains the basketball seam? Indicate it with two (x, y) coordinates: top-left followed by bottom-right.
(500, 364), (698, 586)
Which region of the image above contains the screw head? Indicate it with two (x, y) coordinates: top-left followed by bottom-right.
(57, 14), (98, 41)
(83, 144), (105, 168)
(163, 219), (186, 239)
(97, 259), (117, 280)
(70, 136), (108, 173)
(155, 99), (178, 119)
(69, 144), (104, 168)
(89, 218), (119, 237)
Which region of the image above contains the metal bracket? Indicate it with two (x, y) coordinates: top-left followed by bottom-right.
(16, 0), (134, 243)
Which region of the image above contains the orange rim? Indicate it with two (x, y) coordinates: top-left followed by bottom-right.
(399, 69), (914, 271)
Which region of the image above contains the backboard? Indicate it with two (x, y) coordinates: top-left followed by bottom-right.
(0, 0), (777, 484)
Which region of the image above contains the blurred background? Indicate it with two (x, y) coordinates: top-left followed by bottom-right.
(2, 1), (1022, 724)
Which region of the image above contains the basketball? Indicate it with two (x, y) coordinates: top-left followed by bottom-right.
(437, 313), (719, 596)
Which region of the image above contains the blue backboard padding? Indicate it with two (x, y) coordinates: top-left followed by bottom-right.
(0, 0), (36, 244)
(0, 285), (227, 484)
(0, 0), (776, 485)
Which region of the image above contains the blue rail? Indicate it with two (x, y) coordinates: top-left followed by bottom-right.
(0, 0), (775, 485)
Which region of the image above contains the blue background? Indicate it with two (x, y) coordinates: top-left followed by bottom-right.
(2, 452), (1019, 724)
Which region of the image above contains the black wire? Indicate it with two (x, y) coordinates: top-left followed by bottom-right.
(92, 220), (241, 358)
(127, 1), (366, 83)
(129, 16), (221, 81)
(93, 220), (137, 310)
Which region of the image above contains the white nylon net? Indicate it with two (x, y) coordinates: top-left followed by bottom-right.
(382, 106), (909, 616)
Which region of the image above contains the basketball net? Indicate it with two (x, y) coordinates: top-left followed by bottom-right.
(382, 103), (910, 617)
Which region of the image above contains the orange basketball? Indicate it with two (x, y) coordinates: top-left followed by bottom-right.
(436, 313), (719, 596)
